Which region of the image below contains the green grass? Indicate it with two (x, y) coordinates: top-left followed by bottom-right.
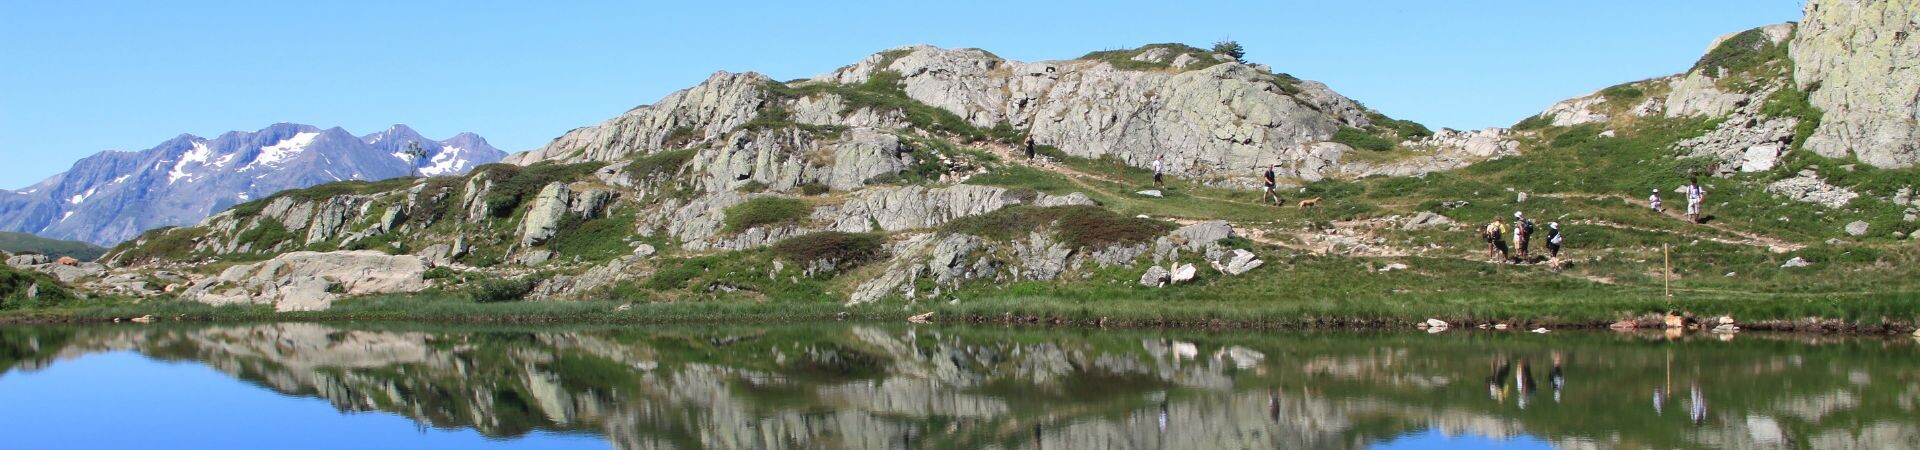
(722, 197), (812, 233)
(1079, 43), (1222, 71)
(943, 205), (1173, 249)
(623, 148), (696, 180)
(545, 209), (639, 262)
(0, 265), (74, 309)
(234, 218), (296, 253)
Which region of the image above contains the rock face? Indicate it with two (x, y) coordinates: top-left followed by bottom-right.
(182, 251), (429, 311)
(518, 183), (616, 247)
(512, 45), (1505, 181)
(1791, 0), (1920, 168)
(0, 123), (504, 246)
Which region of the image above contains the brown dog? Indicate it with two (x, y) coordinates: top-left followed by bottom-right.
(1297, 197), (1322, 208)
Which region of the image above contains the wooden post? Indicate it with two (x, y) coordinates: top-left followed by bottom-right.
(1664, 243), (1672, 299)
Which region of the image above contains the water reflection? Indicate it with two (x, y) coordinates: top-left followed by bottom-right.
(1, 324), (1916, 449)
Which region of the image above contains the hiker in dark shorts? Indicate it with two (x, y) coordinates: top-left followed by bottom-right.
(1546, 222), (1563, 259)
(1262, 164), (1280, 206)
(1024, 134), (1036, 160)
(1152, 155), (1165, 188)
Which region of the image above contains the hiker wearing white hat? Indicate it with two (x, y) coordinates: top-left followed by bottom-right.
(1547, 222), (1563, 259)
(1648, 189), (1663, 212)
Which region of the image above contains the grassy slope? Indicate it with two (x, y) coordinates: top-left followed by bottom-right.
(0, 231), (107, 260)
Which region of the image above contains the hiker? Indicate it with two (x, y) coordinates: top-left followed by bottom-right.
(1262, 164), (1280, 206)
(1648, 188), (1663, 212)
(1513, 211), (1534, 261)
(1024, 134), (1036, 160)
(1546, 222), (1564, 259)
(1684, 177), (1706, 223)
(1484, 217), (1511, 261)
(1152, 155), (1165, 188)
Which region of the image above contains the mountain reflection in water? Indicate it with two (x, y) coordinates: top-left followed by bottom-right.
(1, 324), (1916, 449)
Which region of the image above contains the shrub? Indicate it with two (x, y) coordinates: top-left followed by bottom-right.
(798, 182), (830, 195)
(771, 232), (886, 270)
(737, 180), (769, 193)
(624, 149), (696, 180)
(1600, 83), (1646, 102)
(0, 266), (73, 309)
(723, 197), (812, 233)
(422, 266), (458, 281)
(1053, 206), (1173, 249)
(1366, 112), (1434, 141)
(466, 276), (534, 303)
(1332, 127), (1394, 152)
(546, 211), (638, 262)
(234, 219), (295, 253)
(1212, 40), (1246, 63)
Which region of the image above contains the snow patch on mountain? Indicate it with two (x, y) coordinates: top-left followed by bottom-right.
(247, 132), (320, 169)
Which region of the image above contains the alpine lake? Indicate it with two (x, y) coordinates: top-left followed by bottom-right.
(1, 323), (1914, 449)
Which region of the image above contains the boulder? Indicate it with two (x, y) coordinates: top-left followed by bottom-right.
(1215, 249), (1263, 275)
(6, 253), (49, 268)
(55, 256), (80, 266)
(519, 182), (573, 247)
(1844, 221), (1870, 236)
(181, 250), (429, 312)
(1169, 263), (1197, 284)
(1379, 263), (1410, 272)
(1138, 266), (1170, 287)
(1781, 256), (1812, 268)
(1402, 211), (1454, 231)
(45, 262), (107, 283)
(1136, 190), (1163, 198)
(1424, 318), (1449, 328)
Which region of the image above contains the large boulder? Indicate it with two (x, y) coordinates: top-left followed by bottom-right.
(1138, 266), (1170, 287)
(1792, 0), (1920, 168)
(6, 253), (49, 268)
(182, 251), (430, 311)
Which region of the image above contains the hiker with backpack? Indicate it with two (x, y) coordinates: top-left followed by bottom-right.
(1024, 134), (1037, 161)
(1262, 164), (1280, 206)
(1684, 177), (1706, 223)
(1648, 188), (1663, 212)
(1513, 211), (1534, 261)
(1484, 217), (1511, 262)
(1547, 222), (1563, 259)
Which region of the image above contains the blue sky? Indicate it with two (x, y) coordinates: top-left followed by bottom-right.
(1, 0), (1804, 189)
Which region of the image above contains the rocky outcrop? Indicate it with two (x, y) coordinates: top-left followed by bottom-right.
(181, 251), (429, 311)
(506, 72), (770, 165)
(1767, 169), (1859, 208)
(518, 182), (617, 247)
(1791, 0), (1920, 168)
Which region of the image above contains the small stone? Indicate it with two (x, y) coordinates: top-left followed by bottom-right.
(1169, 263), (1197, 284)
(1781, 257), (1811, 268)
(1378, 263), (1410, 272)
(1494, 323), (1510, 330)
(1136, 190), (1163, 198)
(615, 304), (633, 312)
(1531, 328), (1550, 334)
(1844, 221), (1870, 236)
(1664, 313), (1685, 329)
(1725, 272), (1737, 277)
(1424, 318), (1448, 328)
(1515, 192), (1528, 203)
(1138, 266), (1171, 287)
(1717, 315), (1735, 325)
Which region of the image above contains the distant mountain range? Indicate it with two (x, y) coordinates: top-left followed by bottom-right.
(0, 123), (506, 246)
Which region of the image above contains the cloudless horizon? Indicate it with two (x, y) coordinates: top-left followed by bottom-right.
(1, 0), (1804, 189)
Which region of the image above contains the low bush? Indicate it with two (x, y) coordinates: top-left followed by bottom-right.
(624, 149), (696, 179)
(466, 276), (534, 303)
(723, 197), (812, 233)
(771, 232), (886, 270)
(1332, 127), (1394, 152)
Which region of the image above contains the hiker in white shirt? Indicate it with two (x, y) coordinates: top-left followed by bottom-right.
(1684, 177), (1706, 223)
(1648, 189), (1663, 212)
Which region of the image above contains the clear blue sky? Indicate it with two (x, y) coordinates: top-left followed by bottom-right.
(1, 0), (1805, 189)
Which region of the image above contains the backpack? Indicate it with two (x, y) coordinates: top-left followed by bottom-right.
(1519, 219), (1535, 238)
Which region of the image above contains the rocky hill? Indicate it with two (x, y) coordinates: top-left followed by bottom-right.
(25, 0), (1917, 316)
(0, 123), (505, 246)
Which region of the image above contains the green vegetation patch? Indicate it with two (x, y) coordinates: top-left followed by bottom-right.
(1691, 28), (1787, 76)
(623, 149), (696, 180)
(771, 232), (886, 271)
(473, 162), (606, 219)
(723, 197), (813, 233)
(1332, 127), (1395, 152)
(234, 218), (296, 253)
(0, 265), (73, 309)
(944, 205), (1172, 250)
(106, 226), (207, 264)
(546, 209), (639, 262)
(1365, 112), (1434, 141)
(0, 232), (106, 261)
(1080, 43), (1222, 71)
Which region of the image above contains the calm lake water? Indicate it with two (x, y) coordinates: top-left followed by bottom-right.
(0, 323), (1915, 449)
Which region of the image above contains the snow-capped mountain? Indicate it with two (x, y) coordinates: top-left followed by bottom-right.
(0, 123), (506, 246)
